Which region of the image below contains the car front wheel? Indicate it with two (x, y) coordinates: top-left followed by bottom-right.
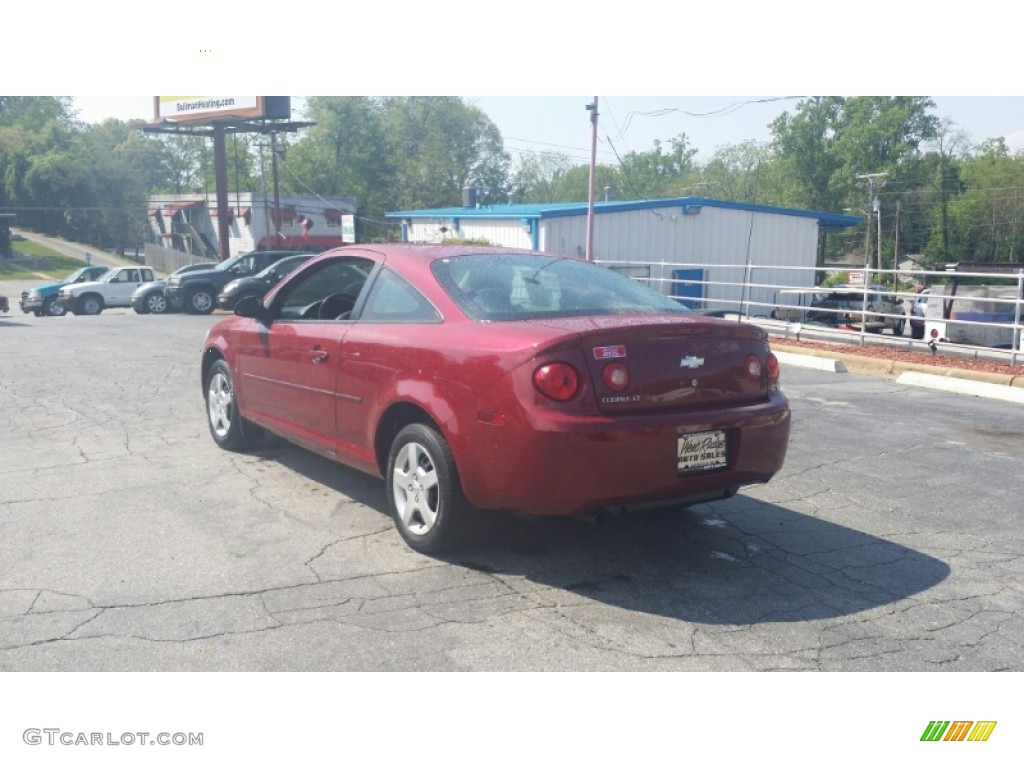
(79, 294), (103, 315)
(205, 360), (261, 451)
(386, 423), (465, 554)
(187, 287), (215, 314)
(145, 292), (169, 314)
(42, 296), (66, 316)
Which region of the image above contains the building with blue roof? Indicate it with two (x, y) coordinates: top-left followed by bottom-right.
(386, 196), (862, 315)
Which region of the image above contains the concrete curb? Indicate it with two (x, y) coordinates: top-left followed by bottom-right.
(896, 371), (1024, 404)
(773, 350), (847, 373)
(772, 342), (1024, 389)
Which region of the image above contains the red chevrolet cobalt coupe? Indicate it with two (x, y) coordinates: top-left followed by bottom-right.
(202, 244), (790, 554)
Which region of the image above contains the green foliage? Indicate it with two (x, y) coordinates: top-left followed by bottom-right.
(1, 241), (83, 278)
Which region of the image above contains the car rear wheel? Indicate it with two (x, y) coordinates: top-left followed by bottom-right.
(205, 360), (261, 451)
(387, 424), (464, 554)
(187, 287), (215, 314)
(892, 319), (905, 336)
(79, 294), (103, 315)
(42, 296), (66, 316)
(145, 292), (169, 314)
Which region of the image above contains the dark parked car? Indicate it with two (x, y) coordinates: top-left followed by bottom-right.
(168, 250), (314, 314)
(216, 253), (316, 311)
(202, 244), (791, 554)
(131, 262), (215, 314)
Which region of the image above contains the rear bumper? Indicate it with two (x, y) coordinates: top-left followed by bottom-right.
(456, 392), (791, 517)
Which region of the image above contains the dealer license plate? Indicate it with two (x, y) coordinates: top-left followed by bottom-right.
(677, 430), (728, 473)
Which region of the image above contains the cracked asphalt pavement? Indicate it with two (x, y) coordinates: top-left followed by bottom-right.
(1, 305), (1022, 671)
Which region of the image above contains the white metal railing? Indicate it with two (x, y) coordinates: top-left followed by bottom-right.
(598, 258), (1024, 366)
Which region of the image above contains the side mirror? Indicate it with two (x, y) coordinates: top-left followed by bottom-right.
(235, 295), (270, 324)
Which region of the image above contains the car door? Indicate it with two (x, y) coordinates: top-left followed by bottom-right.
(333, 267), (444, 469)
(107, 269), (141, 305)
(235, 255), (378, 458)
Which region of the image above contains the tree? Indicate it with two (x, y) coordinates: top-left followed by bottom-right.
(700, 141), (782, 204)
(281, 97), (394, 240)
(510, 151), (574, 203)
(614, 134), (697, 199)
(381, 96), (510, 211)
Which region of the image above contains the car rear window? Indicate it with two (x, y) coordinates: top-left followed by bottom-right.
(432, 253), (692, 321)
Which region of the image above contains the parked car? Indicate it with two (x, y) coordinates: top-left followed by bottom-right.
(132, 263), (215, 315)
(909, 288), (930, 340)
(201, 245), (791, 554)
(216, 253), (316, 311)
(19, 265), (109, 317)
(168, 250), (314, 314)
(807, 284), (905, 335)
(59, 266), (158, 315)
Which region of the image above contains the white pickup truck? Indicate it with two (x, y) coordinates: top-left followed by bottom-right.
(59, 266), (158, 315)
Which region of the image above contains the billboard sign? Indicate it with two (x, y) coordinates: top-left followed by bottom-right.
(153, 96), (291, 124)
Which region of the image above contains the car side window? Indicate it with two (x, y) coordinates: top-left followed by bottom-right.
(275, 258), (375, 320)
(359, 269), (441, 324)
(117, 269), (139, 283)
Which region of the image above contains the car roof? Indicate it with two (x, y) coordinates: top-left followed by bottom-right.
(322, 242), (570, 266)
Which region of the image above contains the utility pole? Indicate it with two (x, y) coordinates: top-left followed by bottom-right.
(271, 132), (283, 249)
(585, 97), (598, 262)
(857, 172), (888, 282)
(894, 201), (901, 290)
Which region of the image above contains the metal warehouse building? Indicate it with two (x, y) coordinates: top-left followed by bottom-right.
(386, 198), (860, 314)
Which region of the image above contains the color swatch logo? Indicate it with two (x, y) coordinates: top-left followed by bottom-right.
(921, 721), (997, 742)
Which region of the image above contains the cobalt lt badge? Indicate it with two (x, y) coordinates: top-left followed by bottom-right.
(680, 356), (704, 369)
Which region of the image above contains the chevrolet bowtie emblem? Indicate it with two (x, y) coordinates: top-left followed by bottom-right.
(680, 356), (704, 369)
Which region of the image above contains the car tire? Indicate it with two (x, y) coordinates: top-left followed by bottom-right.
(186, 287), (215, 315)
(145, 292), (169, 314)
(892, 319), (905, 336)
(386, 423), (465, 555)
(79, 294), (103, 315)
(42, 296), (66, 317)
(205, 359), (262, 451)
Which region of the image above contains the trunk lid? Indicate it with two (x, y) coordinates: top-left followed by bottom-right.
(530, 314), (771, 414)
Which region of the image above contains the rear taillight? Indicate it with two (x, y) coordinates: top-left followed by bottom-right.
(602, 362), (630, 392)
(766, 352), (780, 382)
(533, 363), (580, 402)
(743, 354), (762, 381)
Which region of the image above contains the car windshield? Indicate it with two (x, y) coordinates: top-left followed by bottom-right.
(432, 253), (693, 321)
(62, 268), (88, 284)
(213, 254), (246, 272)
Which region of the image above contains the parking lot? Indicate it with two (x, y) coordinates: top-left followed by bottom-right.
(1, 303), (1022, 671)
